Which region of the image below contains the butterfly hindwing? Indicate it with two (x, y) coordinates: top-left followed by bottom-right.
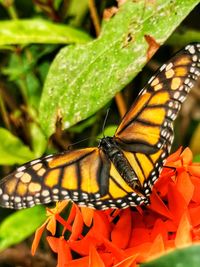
(121, 145), (168, 197)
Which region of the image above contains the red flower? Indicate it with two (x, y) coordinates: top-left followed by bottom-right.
(32, 147), (200, 267)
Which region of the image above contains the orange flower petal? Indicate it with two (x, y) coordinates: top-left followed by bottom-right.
(148, 234), (165, 260)
(188, 164), (200, 177)
(31, 220), (48, 255)
(165, 160), (183, 169)
(68, 231), (98, 256)
(191, 176), (200, 203)
(46, 200), (69, 216)
(125, 242), (152, 262)
(111, 209), (132, 249)
(66, 204), (77, 224)
(101, 253), (115, 266)
(128, 211), (150, 247)
(131, 211), (145, 228)
(189, 206), (200, 227)
(106, 209), (122, 223)
(113, 255), (138, 267)
(163, 219), (177, 233)
(153, 170), (173, 197)
(175, 212), (192, 248)
(176, 171), (194, 205)
(80, 207), (94, 227)
(47, 236), (72, 266)
(69, 206), (84, 241)
(181, 147), (193, 165)
(57, 200), (69, 213)
(65, 256), (89, 267)
(46, 236), (59, 252)
(93, 211), (111, 239)
(165, 239), (175, 250)
(129, 227), (150, 247)
(151, 219), (168, 243)
(192, 226), (200, 241)
(166, 147), (182, 163)
(46, 215), (57, 235)
(59, 237), (72, 263)
(102, 236), (126, 261)
(149, 191), (172, 219)
(168, 183), (187, 225)
(89, 245), (105, 267)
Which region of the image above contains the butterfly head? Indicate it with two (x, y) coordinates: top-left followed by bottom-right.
(98, 136), (115, 150)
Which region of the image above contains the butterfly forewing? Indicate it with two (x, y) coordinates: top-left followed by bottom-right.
(113, 43), (200, 197)
(0, 148), (102, 209)
(0, 147), (146, 209)
(114, 43), (200, 154)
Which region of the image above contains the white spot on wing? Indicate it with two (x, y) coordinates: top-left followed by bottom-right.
(17, 166), (26, 172)
(159, 63), (167, 72)
(14, 196), (21, 203)
(2, 194), (9, 201)
(165, 62), (173, 71)
(30, 159), (41, 165)
(42, 190), (50, 197)
(15, 172), (24, 178)
(188, 45), (195, 54)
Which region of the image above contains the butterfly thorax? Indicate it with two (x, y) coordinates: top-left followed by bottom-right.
(99, 137), (144, 194)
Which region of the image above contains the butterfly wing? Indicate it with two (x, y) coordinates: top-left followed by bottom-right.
(113, 43), (200, 196)
(0, 147), (145, 210)
(114, 43), (200, 155)
(120, 145), (168, 197)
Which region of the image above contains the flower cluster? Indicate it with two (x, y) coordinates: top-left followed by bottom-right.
(32, 147), (200, 267)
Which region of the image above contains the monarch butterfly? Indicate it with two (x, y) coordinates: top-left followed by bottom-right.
(0, 43), (200, 210)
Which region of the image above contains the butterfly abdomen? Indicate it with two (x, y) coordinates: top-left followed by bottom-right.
(100, 137), (144, 193)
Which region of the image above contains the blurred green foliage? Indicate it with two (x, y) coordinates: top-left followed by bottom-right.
(0, 205), (46, 252)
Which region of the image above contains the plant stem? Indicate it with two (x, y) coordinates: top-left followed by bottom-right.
(7, 4), (18, 19)
(0, 91), (11, 130)
(115, 92), (127, 118)
(88, 0), (101, 36)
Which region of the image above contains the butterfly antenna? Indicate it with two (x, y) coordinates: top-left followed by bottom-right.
(67, 137), (92, 150)
(102, 108), (110, 138)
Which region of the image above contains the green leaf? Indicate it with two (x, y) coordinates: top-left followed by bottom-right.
(2, 53), (30, 81)
(2, 45), (54, 108)
(38, 61), (50, 83)
(97, 125), (118, 139)
(0, 206), (46, 252)
(68, 0), (89, 27)
(54, 0), (63, 10)
(26, 72), (41, 107)
(29, 122), (47, 158)
(0, 19), (91, 46)
(141, 245), (200, 267)
(39, 0), (199, 137)
(69, 115), (97, 133)
(0, 128), (35, 165)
